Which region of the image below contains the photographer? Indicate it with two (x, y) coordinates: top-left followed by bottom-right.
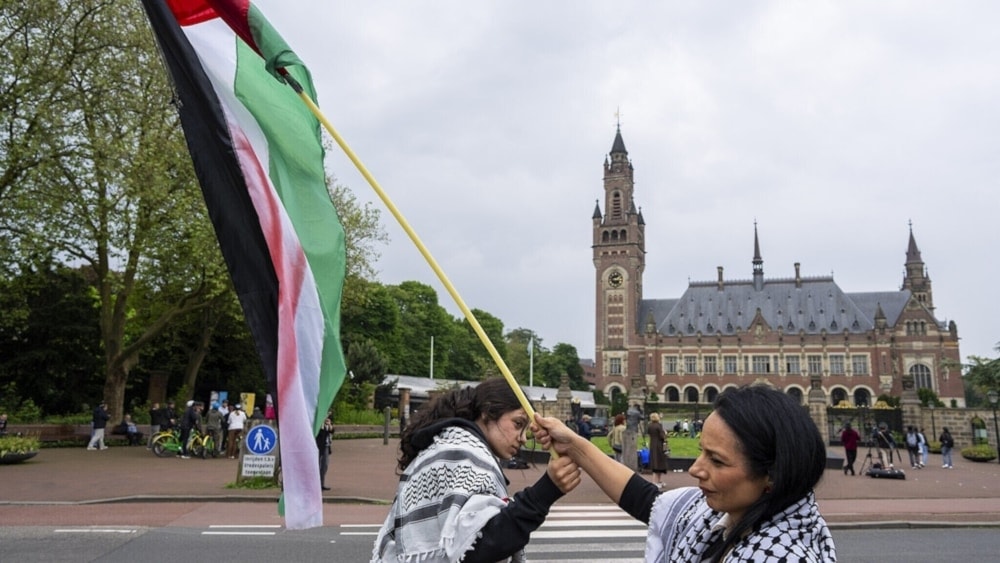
(873, 422), (896, 468)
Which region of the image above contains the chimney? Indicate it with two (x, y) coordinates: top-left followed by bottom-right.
(717, 266), (724, 291)
(794, 262), (801, 288)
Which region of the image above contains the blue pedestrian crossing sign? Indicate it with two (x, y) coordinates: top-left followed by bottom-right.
(245, 424), (278, 455)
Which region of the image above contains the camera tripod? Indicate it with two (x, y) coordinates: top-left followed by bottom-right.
(860, 436), (901, 476)
(859, 443), (876, 475)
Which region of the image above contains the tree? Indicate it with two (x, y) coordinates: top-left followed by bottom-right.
(536, 342), (586, 390)
(447, 309), (507, 381)
(327, 175), (388, 284)
(0, 2), (225, 422)
(382, 281), (454, 377)
(0, 263), (103, 415)
(504, 328), (539, 385)
(964, 347), (1000, 406)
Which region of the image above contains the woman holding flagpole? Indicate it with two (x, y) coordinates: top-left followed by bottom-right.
(372, 377), (581, 563)
(533, 384), (836, 562)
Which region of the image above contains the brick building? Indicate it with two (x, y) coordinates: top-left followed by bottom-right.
(591, 127), (964, 408)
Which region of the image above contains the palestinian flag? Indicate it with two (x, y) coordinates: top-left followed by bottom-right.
(140, 0), (346, 529)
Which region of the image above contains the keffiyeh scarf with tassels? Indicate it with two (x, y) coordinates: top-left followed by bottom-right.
(372, 423), (523, 563)
(646, 487), (837, 562)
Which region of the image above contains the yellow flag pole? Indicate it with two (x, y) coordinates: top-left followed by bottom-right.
(291, 88), (543, 430)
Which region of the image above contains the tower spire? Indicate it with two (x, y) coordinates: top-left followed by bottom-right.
(902, 221), (933, 311)
(752, 221), (764, 290)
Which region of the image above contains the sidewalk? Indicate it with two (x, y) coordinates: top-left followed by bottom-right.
(2, 439), (999, 527)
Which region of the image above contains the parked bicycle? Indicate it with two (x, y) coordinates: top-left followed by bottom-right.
(150, 428), (205, 458)
(192, 432), (218, 459)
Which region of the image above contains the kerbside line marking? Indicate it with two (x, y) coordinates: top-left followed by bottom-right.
(202, 524), (282, 536)
(340, 524), (380, 536)
(54, 529), (137, 534)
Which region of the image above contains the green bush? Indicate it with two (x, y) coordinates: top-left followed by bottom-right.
(0, 435), (40, 456)
(334, 406), (386, 425)
(960, 444), (997, 462)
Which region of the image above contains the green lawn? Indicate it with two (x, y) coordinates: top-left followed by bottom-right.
(529, 433), (701, 459)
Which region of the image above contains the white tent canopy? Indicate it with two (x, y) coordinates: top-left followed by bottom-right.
(381, 374), (596, 408)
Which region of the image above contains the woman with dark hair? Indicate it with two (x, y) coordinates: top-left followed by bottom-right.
(534, 384), (836, 562)
(372, 378), (581, 563)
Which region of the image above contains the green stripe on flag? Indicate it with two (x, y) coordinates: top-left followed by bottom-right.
(233, 32), (347, 431)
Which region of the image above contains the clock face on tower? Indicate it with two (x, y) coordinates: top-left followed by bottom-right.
(608, 270), (624, 288)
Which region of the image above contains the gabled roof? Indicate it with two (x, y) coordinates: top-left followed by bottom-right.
(638, 277), (927, 337)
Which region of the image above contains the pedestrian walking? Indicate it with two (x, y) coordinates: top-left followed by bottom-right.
(86, 403), (111, 451)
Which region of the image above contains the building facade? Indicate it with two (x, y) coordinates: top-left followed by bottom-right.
(592, 127), (964, 408)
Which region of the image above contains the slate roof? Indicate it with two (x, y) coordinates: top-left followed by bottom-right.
(638, 276), (934, 337)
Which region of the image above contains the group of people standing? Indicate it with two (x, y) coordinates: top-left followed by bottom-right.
(840, 419), (957, 475)
(142, 399), (249, 458)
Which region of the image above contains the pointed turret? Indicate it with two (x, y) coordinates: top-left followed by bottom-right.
(610, 125), (628, 155)
(902, 222), (933, 311)
(752, 222), (764, 290)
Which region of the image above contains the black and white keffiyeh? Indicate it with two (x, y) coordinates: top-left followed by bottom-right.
(646, 486), (837, 562)
(372, 423), (523, 563)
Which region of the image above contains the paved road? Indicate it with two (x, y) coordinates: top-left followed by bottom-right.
(2, 438), (999, 528)
(1, 505), (997, 562)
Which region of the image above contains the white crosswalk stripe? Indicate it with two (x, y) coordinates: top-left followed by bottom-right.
(527, 504), (646, 562)
(342, 504), (647, 562)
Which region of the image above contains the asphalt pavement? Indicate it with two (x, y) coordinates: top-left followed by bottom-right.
(2, 438), (999, 527)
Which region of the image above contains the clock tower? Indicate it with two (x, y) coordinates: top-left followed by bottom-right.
(593, 126), (646, 382)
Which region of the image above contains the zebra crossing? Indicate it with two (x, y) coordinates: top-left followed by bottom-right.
(526, 504), (646, 562)
(339, 504), (647, 562)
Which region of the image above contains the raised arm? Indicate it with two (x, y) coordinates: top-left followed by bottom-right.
(533, 414), (635, 504)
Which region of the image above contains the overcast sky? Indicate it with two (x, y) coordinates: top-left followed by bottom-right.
(254, 1), (999, 365)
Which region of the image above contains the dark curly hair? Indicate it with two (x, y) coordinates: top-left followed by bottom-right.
(397, 378), (522, 470)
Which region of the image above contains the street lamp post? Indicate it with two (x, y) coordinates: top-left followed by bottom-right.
(541, 394), (547, 418)
(929, 403), (936, 439)
(987, 390), (999, 464)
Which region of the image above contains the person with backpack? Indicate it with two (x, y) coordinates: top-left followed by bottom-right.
(904, 426), (923, 469)
(939, 427), (955, 468)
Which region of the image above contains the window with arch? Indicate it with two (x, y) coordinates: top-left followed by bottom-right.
(666, 387), (680, 402)
(910, 363), (932, 390)
(853, 389), (872, 407)
(704, 387), (719, 404)
(685, 387), (699, 403)
(619, 229), (628, 242)
(602, 231), (610, 242)
(786, 387), (804, 405)
(830, 388), (848, 406)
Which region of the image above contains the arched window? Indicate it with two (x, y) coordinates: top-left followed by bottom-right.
(786, 387), (804, 405)
(667, 387), (680, 402)
(704, 387), (719, 404)
(910, 364), (933, 390)
(830, 388), (848, 406)
(685, 387), (699, 403)
(853, 389), (872, 407)
(602, 231), (610, 242)
(620, 229), (628, 242)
